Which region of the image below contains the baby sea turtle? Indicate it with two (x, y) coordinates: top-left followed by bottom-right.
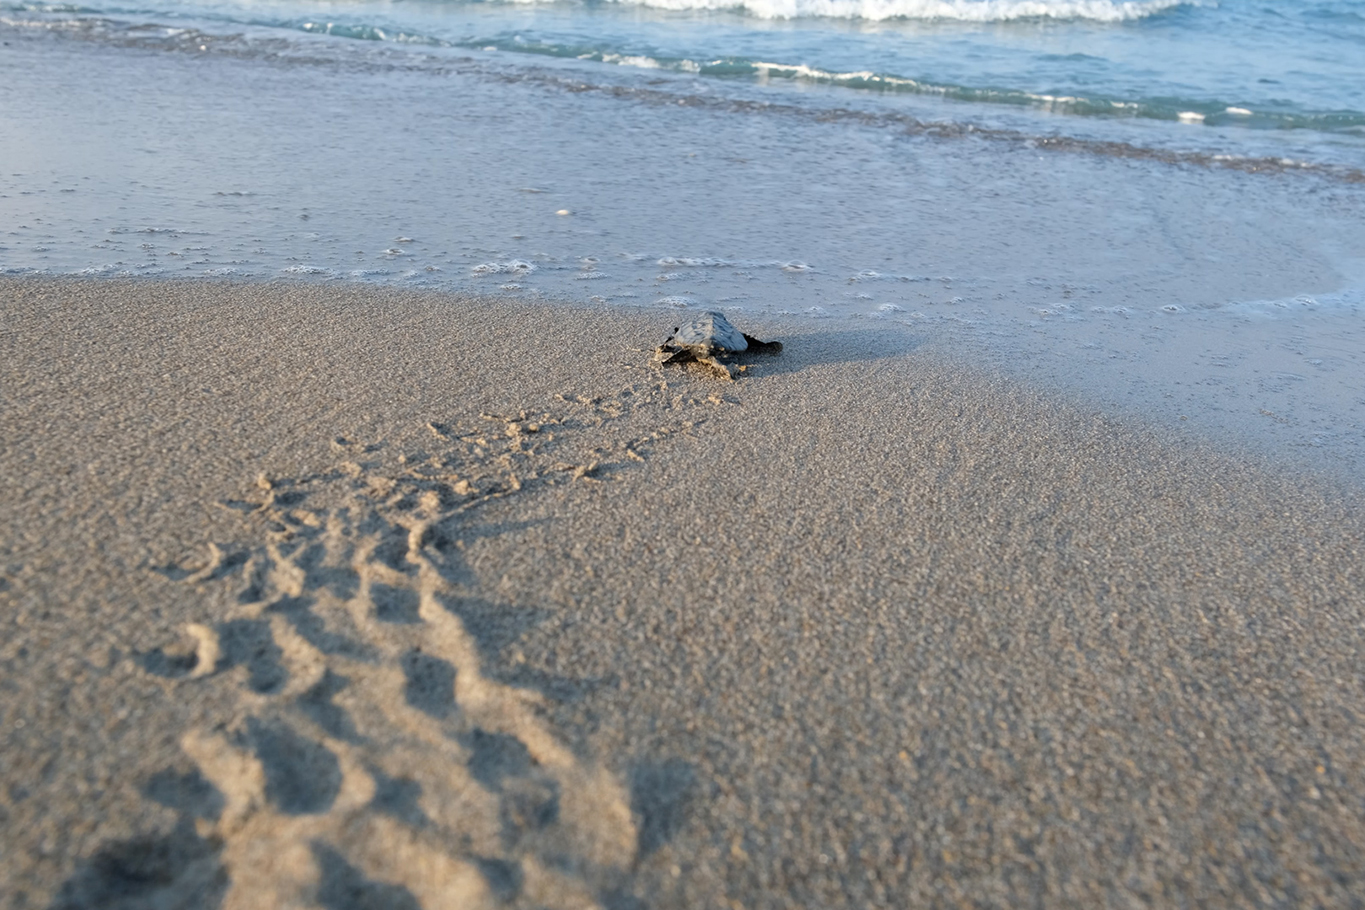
(653, 311), (782, 380)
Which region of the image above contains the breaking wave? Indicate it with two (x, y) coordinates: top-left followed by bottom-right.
(584, 0), (1191, 23)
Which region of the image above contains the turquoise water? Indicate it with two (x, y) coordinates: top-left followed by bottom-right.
(4, 0), (1364, 158)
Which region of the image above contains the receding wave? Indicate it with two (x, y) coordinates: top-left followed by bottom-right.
(574, 0), (1191, 22)
(718, 59), (1365, 134)
(472, 39), (1365, 136)
(27, 3), (1344, 136)
(4, 11), (1364, 183)
(7, 6), (1361, 137)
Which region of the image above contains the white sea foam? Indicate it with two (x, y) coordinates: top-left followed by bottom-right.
(653, 255), (815, 271)
(598, 52), (703, 73)
(472, 259), (536, 275)
(658, 256), (734, 267)
(746, 61), (1146, 115)
(593, 0), (1189, 22)
(1226, 287), (1365, 318)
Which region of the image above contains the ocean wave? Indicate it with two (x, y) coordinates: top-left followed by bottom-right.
(590, 0), (1191, 22)
(9, 5), (1360, 139)
(8, 6), (1363, 162)
(576, 52), (1365, 135)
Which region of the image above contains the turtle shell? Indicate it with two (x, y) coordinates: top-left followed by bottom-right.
(671, 311), (748, 353)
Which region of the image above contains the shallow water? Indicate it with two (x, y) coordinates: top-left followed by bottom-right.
(7, 0), (1365, 156)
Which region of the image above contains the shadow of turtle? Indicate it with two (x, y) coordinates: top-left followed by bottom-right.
(737, 325), (924, 379)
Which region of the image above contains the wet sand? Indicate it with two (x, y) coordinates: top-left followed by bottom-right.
(3, 277), (1365, 909)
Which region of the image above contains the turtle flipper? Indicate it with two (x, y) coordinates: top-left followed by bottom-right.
(697, 354), (736, 381)
(742, 333), (782, 355)
(654, 344), (692, 366)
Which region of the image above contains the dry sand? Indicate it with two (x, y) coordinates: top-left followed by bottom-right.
(3, 277), (1365, 909)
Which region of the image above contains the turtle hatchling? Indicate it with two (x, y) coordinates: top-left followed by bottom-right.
(654, 311), (782, 380)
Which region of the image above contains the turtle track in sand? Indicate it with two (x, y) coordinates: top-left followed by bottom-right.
(59, 381), (730, 910)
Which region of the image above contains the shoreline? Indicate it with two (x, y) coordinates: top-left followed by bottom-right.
(8, 13), (1365, 491)
(10, 271), (1363, 484)
(5, 276), (1365, 908)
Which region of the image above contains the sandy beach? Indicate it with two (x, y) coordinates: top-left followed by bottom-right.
(2, 276), (1364, 908)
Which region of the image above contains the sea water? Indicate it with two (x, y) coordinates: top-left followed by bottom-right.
(7, 0), (1365, 153)
(1, 1), (1364, 474)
